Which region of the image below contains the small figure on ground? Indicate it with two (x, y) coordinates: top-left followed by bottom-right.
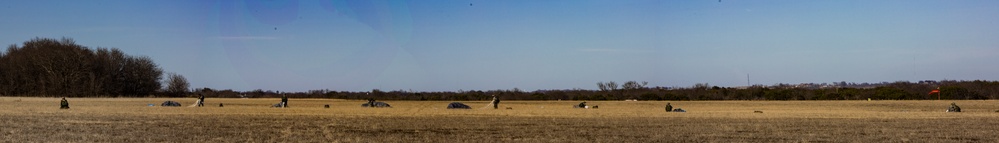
(947, 102), (961, 112)
(491, 95), (500, 109)
(665, 102), (673, 112)
(363, 99), (391, 108)
(60, 97), (70, 109)
(281, 95), (288, 108)
(367, 99), (376, 107)
(219, 103), (224, 107)
(197, 94), (205, 107)
(577, 101), (587, 108)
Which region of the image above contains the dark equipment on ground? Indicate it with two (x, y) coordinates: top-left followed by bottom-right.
(447, 102), (471, 109)
(161, 101), (181, 107)
(672, 108), (686, 112)
(324, 104), (330, 108)
(362, 102), (391, 108)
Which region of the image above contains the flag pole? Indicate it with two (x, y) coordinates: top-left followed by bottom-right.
(937, 87), (940, 100)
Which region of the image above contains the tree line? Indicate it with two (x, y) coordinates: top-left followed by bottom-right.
(0, 37), (171, 97)
(187, 80), (999, 101)
(4, 38), (999, 100)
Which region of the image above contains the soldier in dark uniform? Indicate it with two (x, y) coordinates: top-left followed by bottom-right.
(281, 95), (288, 108)
(948, 102), (961, 112)
(197, 94), (205, 107)
(60, 97), (70, 109)
(367, 98), (376, 107)
(665, 102), (673, 112)
(491, 95), (500, 109)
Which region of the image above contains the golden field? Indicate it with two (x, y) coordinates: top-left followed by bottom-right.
(2, 97), (998, 142)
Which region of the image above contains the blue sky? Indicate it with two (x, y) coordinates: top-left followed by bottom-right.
(2, 0), (998, 92)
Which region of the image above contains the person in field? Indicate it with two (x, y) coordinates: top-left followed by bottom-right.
(665, 103), (673, 112)
(281, 95), (288, 108)
(60, 97), (70, 109)
(577, 101), (587, 108)
(197, 94), (205, 107)
(491, 95), (500, 109)
(948, 102), (961, 112)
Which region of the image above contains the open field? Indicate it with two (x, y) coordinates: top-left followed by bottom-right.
(2, 97), (999, 142)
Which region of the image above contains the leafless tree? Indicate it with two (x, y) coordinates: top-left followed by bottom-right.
(623, 81), (649, 90)
(164, 73), (190, 97)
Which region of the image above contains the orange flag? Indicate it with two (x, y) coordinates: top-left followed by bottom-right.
(928, 89), (940, 95)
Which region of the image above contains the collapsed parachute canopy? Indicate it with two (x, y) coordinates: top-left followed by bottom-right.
(362, 102), (391, 108)
(447, 102), (471, 109)
(161, 101), (181, 107)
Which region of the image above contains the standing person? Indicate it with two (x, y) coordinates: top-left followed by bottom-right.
(281, 95), (288, 108)
(665, 103), (673, 112)
(491, 95), (500, 109)
(197, 94), (205, 107)
(60, 97), (70, 109)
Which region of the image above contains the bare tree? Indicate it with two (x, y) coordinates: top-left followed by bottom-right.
(597, 82), (608, 91)
(164, 73), (189, 97)
(623, 81), (648, 90)
(694, 83), (710, 89)
(607, 81), (619, 91)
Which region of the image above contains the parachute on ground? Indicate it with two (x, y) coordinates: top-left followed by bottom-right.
(447, 102), (471, 109)
(272, 102), (284, 108)
(161, 101), (181, 107)
(362, 102), (391, 108)
(672, 108), (686, 112)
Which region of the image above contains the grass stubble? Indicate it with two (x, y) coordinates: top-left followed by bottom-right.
(1, 97), (997, 142)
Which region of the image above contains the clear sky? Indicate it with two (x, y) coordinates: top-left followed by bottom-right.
(2, 0), (998, 92)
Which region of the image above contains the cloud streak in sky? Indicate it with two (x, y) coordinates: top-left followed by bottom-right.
(577, 48), (650, 53)
(214, 36), (279, 40)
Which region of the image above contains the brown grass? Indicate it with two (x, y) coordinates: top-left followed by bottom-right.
(2, 97), (998, 142)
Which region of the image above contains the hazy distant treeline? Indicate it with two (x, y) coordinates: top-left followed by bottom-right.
(0, 38), (163, 97)
(191, 80), (999, 101)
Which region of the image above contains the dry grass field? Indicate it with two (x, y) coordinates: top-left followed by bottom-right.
(2, 97), (999, 142)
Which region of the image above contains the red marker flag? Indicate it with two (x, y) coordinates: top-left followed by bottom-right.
(928, 89), (940, 95)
